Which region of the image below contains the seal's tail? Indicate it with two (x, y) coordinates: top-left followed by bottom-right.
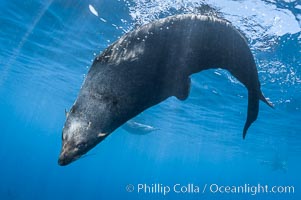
(243, 90), (273, 139)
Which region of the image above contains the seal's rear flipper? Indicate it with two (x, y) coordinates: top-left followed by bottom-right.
(243, 91), (259, 139)
(260, 91), (274, 108)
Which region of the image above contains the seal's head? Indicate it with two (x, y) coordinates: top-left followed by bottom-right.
(58, 103), (110, 166)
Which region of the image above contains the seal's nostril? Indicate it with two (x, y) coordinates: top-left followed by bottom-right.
(58, 154), (66, 166)
(58, 158), (64, 166)
(58, 157), (68, 166)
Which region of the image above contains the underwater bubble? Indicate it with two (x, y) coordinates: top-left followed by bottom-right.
(88, 4), (98, 17)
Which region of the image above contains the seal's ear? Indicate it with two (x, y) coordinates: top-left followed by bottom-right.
(65, 109), (69, 118)
(98, 133), (108, 138)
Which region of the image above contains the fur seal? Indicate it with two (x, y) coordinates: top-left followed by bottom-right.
(58, 14), (273, 166)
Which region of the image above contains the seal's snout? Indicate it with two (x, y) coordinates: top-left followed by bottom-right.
(58, 150), (72, 166)
(58, 150), (80, 166)
(58, 154), (68, 166)
(58, 143), (79, 166)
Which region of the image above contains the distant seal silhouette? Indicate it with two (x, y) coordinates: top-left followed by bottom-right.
(58, 14), (273, 166)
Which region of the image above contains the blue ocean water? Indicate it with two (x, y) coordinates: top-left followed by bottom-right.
(0, 0), (300, 199)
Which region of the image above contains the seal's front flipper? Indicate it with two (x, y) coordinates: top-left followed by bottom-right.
(174, 77), (191, 101)
(243, 90), (259, 139)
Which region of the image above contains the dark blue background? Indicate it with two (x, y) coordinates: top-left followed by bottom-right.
(0, 0), (300, 199)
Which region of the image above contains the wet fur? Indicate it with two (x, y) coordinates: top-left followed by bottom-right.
(59, 14), (272, 165)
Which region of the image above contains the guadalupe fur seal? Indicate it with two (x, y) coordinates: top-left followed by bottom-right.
(58, 14), (273, 166)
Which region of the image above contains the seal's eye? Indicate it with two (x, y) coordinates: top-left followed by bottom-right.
(76, 143), (86, 150)
(112, 99), (118, 106)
